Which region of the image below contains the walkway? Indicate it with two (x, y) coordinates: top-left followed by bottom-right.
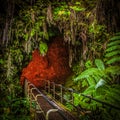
(24, 79), (120, 120)
(24, 80), (78, 120)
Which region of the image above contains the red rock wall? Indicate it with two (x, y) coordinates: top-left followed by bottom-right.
(20, 37), (71, 87)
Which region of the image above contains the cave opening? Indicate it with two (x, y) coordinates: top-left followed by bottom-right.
(20, 35), (72, 88)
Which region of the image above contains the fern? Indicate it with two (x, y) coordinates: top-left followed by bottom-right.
(109, 35), (120, 41)
(105, 45), (120, 52)
(105, 33), (120, 65)
(115, 32), (120, 36)
(95, 79), (106, 89)
(86, 76), (96, 86)
(105, 50), (120, 57)
(105, 66), (120, 75)
(106, 56), (120, 64)
(105, 86), (120, 104)
(107, 40), (120, 47)
(83, 85), (95, 95)
(72, 33), (120, 119)
(74, 68), (99, 81)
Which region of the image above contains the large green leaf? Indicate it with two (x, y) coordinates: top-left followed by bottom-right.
(95, 59), (105, 70)
(39, 42), (48, 56)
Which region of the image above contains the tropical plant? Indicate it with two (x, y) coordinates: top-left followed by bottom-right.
(73, 33), (120, 119)
(105, 32), (120, 65)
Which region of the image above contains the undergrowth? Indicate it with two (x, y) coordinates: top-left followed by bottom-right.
(67, 32), (120, 120)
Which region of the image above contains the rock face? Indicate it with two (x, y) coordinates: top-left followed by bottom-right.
(20, 37), (71, 87)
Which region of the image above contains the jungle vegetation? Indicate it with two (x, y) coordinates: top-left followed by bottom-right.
(0, 0), (120, 119)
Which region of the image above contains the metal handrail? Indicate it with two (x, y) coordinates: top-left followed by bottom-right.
(44, 80), (120, 111)
(24, 79), (71, 120)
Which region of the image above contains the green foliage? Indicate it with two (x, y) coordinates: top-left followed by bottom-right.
(72, 1), (86, 12)
(65, 102), (74, 111)
(74, 62), (106, 86)
(0, 58), (4, 64)
(53, 2), (70, 21)
(95, 59), (105, 70)
(88, 20), (107, 40)
(73, 33), (120, 119)
(39, 42), (48, 56)
(85, 60), (92, 68)
(106, 56), (120, 64)
(105, 33), (120, 65)
(0, 98), (30, 120)
(0, 41), (31, 119)
(95, 79), (106, 89)
(105, 66), (120, 75)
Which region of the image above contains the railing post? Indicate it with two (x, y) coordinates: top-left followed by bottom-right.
(45, 80), (47, 92)
(48, 81), (50, 93)
(53, 82), (55, 99)
(71, 89), (74, 104)
(24, 79), (28, 97)
(60, 85), (63, 103)
(27, 83), (31, 99)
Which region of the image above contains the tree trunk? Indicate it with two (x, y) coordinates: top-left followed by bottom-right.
(2, 0), (14, 47)
(96, 0), (120, 32)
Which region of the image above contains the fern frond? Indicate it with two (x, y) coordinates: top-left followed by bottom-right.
(105, 50), (120, 57)
(87, 76), (96, 86)
(111, 88), (120, 97)
(82, 80), (88, 87)
(106, 93), (120, 105)
(95, 79), (106, 89)
(74, 68), (100, 81)
(115, 32), (120, 36)
(95, 59), (105, 70)
(106, 56), (120, 64)
(107, 40), (120, 47)
(105, 45), (120, 52)
(83, 85), (95, 95)
(105, 66), (120, 75)
(110, 36), (120, 41)
(95, 95), (105, 101)
(92, 74), (101, 83)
